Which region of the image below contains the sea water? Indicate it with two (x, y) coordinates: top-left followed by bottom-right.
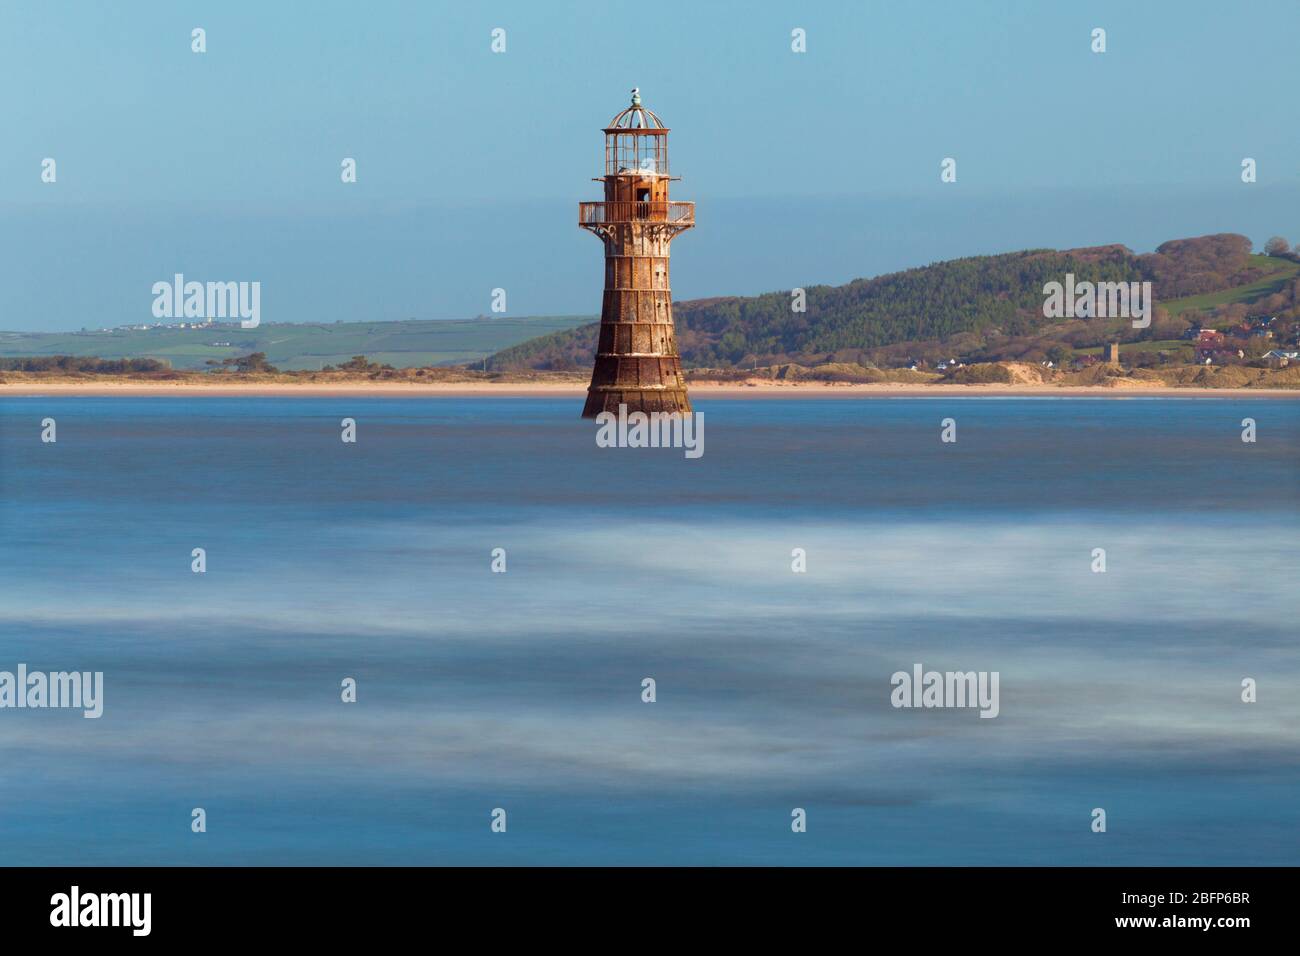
(0, 396), (1296, 865)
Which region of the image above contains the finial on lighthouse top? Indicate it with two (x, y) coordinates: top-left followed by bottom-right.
(630, 87), (642, 107)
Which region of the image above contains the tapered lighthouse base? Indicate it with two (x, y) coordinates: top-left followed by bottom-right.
(582, 386), (692, 418)
(582, 354), (692, 418)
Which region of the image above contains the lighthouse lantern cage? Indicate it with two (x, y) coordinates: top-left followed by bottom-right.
(604, 105), (670, 176)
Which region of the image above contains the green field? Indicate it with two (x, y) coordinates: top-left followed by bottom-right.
(0, 316), (594, 371)
(1160, 255), (1300, 318)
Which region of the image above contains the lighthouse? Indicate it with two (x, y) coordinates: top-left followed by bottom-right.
(579, 90), (695, 418)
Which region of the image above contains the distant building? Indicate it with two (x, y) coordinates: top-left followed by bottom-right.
(1103, 343), (1120, 365)
(1198, 347), (1245, 365)
(1263, 349), (1300, 366)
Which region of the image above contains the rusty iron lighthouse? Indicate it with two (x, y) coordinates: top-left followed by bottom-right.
(579, 90), (695, 417)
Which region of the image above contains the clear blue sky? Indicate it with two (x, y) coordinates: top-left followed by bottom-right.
(2, 0), (1297, 330)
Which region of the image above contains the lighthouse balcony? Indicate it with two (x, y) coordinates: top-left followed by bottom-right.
(579, 201), (694, 227)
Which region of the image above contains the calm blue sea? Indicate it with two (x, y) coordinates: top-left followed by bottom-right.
(0, 395), (1297, 865)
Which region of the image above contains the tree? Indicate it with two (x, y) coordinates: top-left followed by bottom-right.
(1264, 236), (1291, 257)
(231, 352), (277, 373)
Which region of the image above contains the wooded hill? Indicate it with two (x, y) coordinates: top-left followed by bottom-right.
(486, 234), (1300, 370)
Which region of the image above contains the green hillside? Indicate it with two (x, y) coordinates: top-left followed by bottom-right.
(0, 316), (593, 371)
(1160, 254), (1300, 317)
(487, 235), (1300, 370)
(7, 235), (1296, 374)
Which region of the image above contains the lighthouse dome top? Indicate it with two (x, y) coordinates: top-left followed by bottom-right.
(601, 89), (673, 176)
(605, 88), (668, 131)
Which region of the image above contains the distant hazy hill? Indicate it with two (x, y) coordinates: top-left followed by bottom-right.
(486, 234), (1300, 370)
(0, 316), (593, 371)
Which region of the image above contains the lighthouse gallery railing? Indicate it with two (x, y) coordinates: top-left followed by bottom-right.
(578, 201), (695, 226)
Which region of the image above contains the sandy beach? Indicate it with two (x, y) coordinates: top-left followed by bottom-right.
(2, 379), (1298, 398)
